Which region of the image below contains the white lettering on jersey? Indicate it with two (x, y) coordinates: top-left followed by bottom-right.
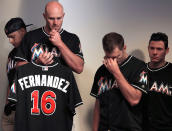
(58, 78), (64, 91)
(150, 82), (158, 91)
(35, 75), (41, 86)
(41, 75), (47, 86)
(29, 75), (35, 87)
(18, 79), (24, 90)
(31, 43), (61, 61)
(7, 58), (17, 73)
(97, 77), (118, 95)
(63, 81), (70, 93)
(23, 77), (30, 89)
(150, 81), (172, 96)
(18, 75), (70, 93)
(47, 75), (53, 87)
(52, 77), (60, 88)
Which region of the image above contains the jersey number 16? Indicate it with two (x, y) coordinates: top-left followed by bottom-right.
(31, 90), (56, 115)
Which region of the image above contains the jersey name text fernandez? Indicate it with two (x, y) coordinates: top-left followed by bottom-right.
(18, 75), (70, 93)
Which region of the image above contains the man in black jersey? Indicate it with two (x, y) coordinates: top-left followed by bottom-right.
(16, 1), (84, 74)
(144, 32), (172, 131)
(8, 61), (83, 131)
(90, 32), (148, 131)
(2, 17), (31, 131)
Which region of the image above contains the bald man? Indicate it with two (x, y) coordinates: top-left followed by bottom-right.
(15, 1), (84, 73)
(9, 1), (83, 131)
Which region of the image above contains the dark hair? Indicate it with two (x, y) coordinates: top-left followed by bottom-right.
(102, 32), (124, 53)
(149, 32), (168, 49)
(4, 17), (32, 35)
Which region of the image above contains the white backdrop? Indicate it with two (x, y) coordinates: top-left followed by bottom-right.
(1, 0), (172, 131)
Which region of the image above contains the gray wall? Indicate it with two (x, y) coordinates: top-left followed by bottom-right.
(1, 0), (172, 131)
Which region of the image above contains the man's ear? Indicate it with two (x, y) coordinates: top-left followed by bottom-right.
(123, 44), (127, 50)
(166, 47), (169, 55)
(19, 28), (26, 35)
(43, 13), (46, 19)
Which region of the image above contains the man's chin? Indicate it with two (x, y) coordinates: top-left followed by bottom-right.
(150, 60), (160, 65)
(52, 27), (59, 32)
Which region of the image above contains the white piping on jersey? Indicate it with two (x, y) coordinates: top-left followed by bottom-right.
(32, 61), (59, 68)
(75, 102), (83, 107)
(131, 84), (147, 94)
(8, 97), (17, 102)
(120, 55), (133, 67)
(14, 56), (28, 62)
(76, 54), (84, 59)
(42, 27), (64, 37)
(147, 62), (169, 72)
(72, 102), (83, 116)
(90, 93), (97, 98)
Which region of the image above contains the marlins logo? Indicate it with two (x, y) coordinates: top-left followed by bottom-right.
(31, 43), (44, 61)
(7, 58), (17, 73)
(139, 71), (147, 85)
(11, 83), (16, 93)
(97, 77), (118, 95)
(31, 43), (61, 61)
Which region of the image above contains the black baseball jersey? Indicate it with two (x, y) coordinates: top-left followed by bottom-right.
(8, 62), (83, 131)
(15, 27), (84, 66)
(7, 48), (17, 86)
(145, 62), (172, 130)
(90, 56), (148, 131)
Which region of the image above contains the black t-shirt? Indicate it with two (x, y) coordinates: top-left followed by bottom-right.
(15, 27), (84, 67)
(8, 62), (83, 131)
(146, 62), (172, 130)
(90, 56), (148, 131)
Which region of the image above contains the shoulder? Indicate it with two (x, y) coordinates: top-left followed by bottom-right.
(61, 29), (79, 39)
(56, 63), (73, 74)
(15, 63), (32, 75)
(121, 56), (146, 74)
(25, 27), (42, 37)
(130, 56), (146, 67)
(164, 62), (172, 71)
(8, 48), (17, 57)
(95, 64), (107, 76)
(167, 62), (172, 67)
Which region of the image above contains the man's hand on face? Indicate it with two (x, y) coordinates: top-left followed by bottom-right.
(103, 58), (119, 75)
(49, 29), (62, 47)
(36, 50), (54, 65)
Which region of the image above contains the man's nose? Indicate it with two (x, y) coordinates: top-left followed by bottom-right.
(54, 19), (58, 25)
(153, 49), (157, 54)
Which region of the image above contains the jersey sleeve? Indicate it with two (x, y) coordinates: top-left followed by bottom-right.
(8, 71), (19, 103)
(15, 33), (31, 62)
(70, 34), (84, 60)
(67, 72), (83, 115)
(90, 69), (101, 98)
(130, 63), (148, 94)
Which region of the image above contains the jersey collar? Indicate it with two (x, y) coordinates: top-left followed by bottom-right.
(120, 55), (132, 67)
(147, 62), (169, 72)
(31, 61), (59, 68)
